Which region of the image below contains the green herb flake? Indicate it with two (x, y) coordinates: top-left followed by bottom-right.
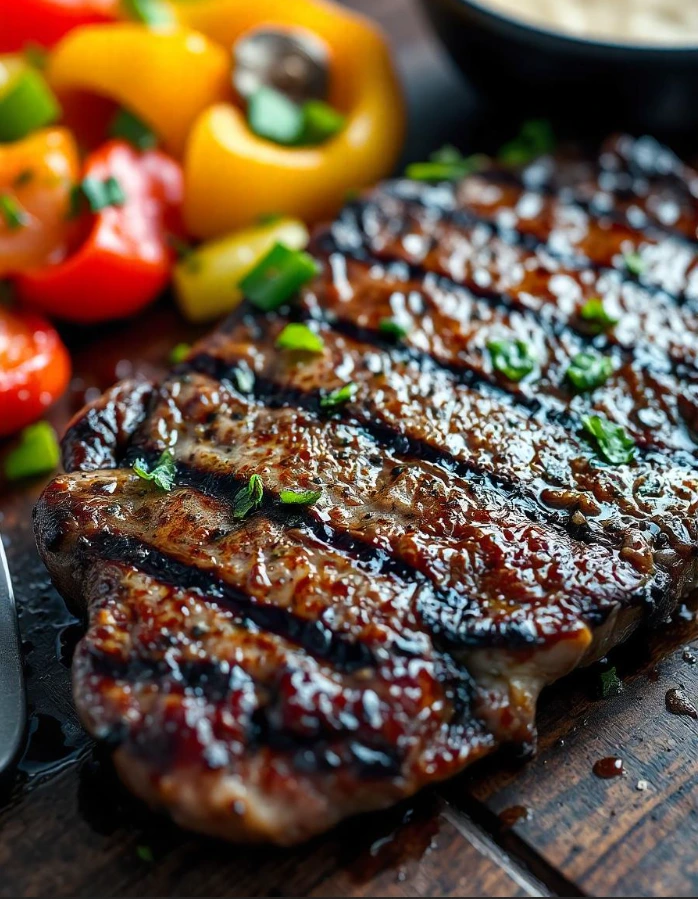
(624, 251), (646, 276)
(276, 322), (324, 353)
(566, 352), (614, 392)
(239, 242), (319, 312)
(579, 297), (619, 331)
(406, 145), (488, 182)
(487, 338), (536, 382)
(0, 194), (28, 231)
(279, 488), (322, 506)
(300, 99), (345, 145)
(320, 381), (358, 410)
(598, 666), (623, 699)
(23, 42), (48, 70)
(123, 0), (174, 26)
(132, 450), (176, 491)
(378, 318), (408, 341)
(13, 168), (34, 188)
(233, 474), (264, 520)
(136, 845), (154, 863)
(72, 176), (127, 217)
(257, 212), (283, 226)
(247, 87), (305, 146)
(582, 414), (636, 465)
(498, 119), (556, 167)
(169, 343), (191, 364)
(110, 108), (157, 150)
(4, 422), (59, 481)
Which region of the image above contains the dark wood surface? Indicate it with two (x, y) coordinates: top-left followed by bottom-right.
(2, 2), (698, 896)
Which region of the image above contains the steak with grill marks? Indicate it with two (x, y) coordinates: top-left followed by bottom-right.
(34, 135), (698, 844)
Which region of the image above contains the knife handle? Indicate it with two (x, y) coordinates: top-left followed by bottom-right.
(0, 540), (26, 775)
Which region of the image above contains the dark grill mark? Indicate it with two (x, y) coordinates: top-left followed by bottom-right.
(81, 532), (377, 673)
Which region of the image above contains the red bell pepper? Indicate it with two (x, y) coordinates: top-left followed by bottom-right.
(0, 0), (120, 53)
(17, 140), (184, 323)
(0, 305), (71, 437)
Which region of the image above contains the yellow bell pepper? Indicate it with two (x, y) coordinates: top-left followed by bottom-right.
(47, 23), (231, 157)
(174, 216), (309, 322)
(178, 0), (405, 237)
(45, 0), (404, 240)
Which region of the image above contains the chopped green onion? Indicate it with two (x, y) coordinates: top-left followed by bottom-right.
(566, 352), (614, 392)
(487, 338), (536, 382)
(169, 343), (191, 364)
(498, 119), (555, 167)
(136, 845), (154, 863)
(582, 414), (636, 465)
(240, 242), (319, 311)
(379, 318), (408, 341)
(4, 422), (60, 481)
(320, 381), (358, 410)
(623, 252), (646, 276)
(109, 108), (157, 150)
(132, 450), (176, 491)
(406, 145), (487, 182)
(0, 194), (28, 231)
(597, 666), (623, 699)
(279, 488), (322, 505)
(233, 474), (264, 519)
(122, 0), (175, 26)
(247, 87), (305, 146)
(0, 60), (60, 142)
(276, 322), (324, 353)
(299, 100), (345, 145)
(81, 176), (126, 213)
(579, 297), (618, 331)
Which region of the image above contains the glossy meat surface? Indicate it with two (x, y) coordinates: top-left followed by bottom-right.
(34, 136), (698, 844)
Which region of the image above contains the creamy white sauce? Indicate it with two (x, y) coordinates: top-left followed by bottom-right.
(480, 0), (698, 45)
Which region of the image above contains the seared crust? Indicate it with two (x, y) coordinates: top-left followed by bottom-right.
(34, 135), (698, 843)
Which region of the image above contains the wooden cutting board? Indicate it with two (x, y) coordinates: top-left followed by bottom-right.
(1, 2), (697, 895)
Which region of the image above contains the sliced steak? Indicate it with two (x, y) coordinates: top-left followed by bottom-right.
(34, 135), (698, 844)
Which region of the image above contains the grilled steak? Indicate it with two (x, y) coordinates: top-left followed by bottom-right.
(34, 135), (698, 845)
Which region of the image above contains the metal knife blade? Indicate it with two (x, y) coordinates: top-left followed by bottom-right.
(0, 537), (26, 775)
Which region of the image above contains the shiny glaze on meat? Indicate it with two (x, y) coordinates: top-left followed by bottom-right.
(34, 135), (698, 844)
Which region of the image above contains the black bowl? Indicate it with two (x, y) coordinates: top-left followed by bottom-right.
(420, 0), (698, 138)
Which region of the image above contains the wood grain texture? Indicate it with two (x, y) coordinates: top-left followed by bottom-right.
(1, 1), (698, 896)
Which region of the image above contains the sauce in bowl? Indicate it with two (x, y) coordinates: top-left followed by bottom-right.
(480, 0), (698, 45)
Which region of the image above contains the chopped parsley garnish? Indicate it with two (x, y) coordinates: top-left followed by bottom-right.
(233, 474), (264, 519)
(498, 119), (555, 167)
(300, 100), (346, 145)
(110, 108), (157, 150)
(279, 488), (322, 505)
(566, 352), (613, 392)
(169, 342), (191, 364)
(239, 242), (319, 311)
(0, 194), (28, 230)
(132, 450), (176, 491)
(320, 381), (358, 410)
(406, 145), (487, 182)
(623, 251), (646, 276)
(582, 414), (636, 465)
(378, 318), (408, 340)
(487, 338), (536, 382)
(579, 297), (618, 331)
(71, 176), (126, 217)
(598, 666), (622, 699)
(276, 322), (324, 353)
(123, 0), (174, 26)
